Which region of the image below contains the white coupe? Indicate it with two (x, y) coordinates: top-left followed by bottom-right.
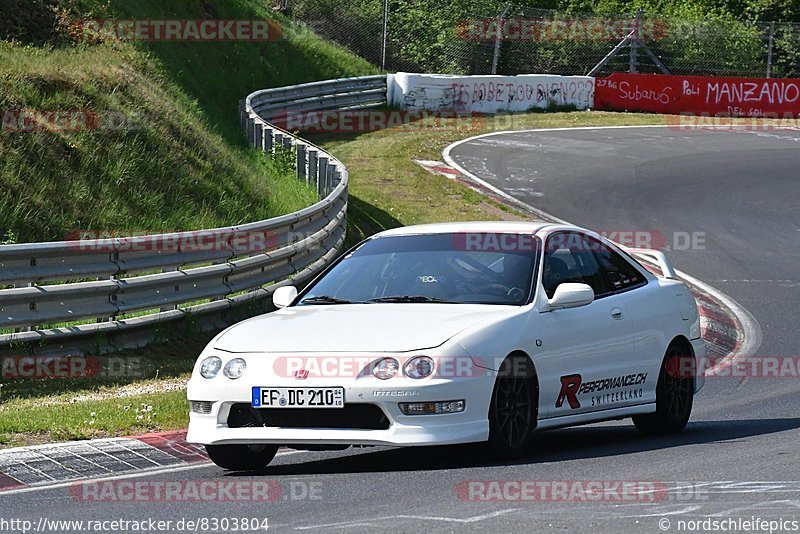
(187, 222), (704, 470)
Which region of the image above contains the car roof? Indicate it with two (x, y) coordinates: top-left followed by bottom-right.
(374, 221), (557, 237)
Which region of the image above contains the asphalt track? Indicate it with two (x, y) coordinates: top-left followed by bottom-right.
(2, 126), (799, 533)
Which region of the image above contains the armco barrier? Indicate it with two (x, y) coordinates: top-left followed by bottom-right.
(0, 75), (387, 356)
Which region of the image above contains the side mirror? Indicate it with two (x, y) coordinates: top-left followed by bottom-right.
(547, 283), (594, 310)
(273, 285), (298, 308)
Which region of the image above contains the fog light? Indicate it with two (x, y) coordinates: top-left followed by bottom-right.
(223, 358), (247, 379)
(200, 356), (222, 379)
(190, 400), (213, 414)
(404, 356), (434, 379)
(399, 400), (465, 415)
(372, 358), (399, 380)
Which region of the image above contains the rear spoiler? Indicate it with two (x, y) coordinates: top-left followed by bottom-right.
(626, 248), (678, 280)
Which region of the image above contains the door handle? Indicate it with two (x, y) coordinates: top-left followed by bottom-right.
(611, 308), (623, 319)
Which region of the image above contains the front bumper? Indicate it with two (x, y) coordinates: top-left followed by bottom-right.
(187, 412), (488, 447)
(186, 359), (494, 447)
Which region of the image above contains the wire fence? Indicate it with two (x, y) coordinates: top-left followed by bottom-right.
(284, 0), (800, 78)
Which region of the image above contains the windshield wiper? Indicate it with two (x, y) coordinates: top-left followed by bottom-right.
(300, 295), (355, 305)
(366, 295), (449, 303)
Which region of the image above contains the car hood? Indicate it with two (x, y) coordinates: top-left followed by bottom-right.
(213, 303), (520, 353)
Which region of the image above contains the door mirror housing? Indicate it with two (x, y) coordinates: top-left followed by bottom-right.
(273, 286), (298, 308)
(547, 283), (594, 310)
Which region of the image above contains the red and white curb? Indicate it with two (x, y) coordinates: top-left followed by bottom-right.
(0, 430), (207, 493)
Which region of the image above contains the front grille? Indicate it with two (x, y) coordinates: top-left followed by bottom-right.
(227, 403), (391, 430)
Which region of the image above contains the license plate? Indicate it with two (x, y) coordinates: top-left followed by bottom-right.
(251, 387), (345, 409)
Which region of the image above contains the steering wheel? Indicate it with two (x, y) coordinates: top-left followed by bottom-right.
(506, 287), (526, 301)
(451, 256), (515, 296)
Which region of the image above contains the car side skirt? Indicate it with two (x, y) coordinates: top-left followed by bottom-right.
(535, 403), (655, 431)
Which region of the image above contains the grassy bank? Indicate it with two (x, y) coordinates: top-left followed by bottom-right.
(0, 0), (376, 243)
(0, 42), (320, 242)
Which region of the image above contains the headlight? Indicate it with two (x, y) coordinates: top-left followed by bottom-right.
(223, 358), (247, 379)
(372, 358), (399, 380)
(404, 356), (434, 379)
(200, 356), (222, 379)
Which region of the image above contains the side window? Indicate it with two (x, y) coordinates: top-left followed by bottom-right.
(587, 236), (647, 292)
(542, 232), (611, 299)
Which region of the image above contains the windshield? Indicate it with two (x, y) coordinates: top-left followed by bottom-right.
(297, 233), (540, 306)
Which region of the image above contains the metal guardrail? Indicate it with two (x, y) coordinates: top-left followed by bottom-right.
(0, 75), (388, 355)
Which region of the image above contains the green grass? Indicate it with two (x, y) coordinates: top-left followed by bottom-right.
(0, 332), (211, 446)
(0, 42), (317, 243)
(58, 0), (379, 143)
(0, 390), (189, 446)
(0, 0), (376, 243)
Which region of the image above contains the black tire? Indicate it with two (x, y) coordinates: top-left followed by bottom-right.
(633, 341), (695, 434)
(487, 355), (538, 458)
(205, 444), (279, 471)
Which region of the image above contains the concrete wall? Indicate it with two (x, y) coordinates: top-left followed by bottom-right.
(389, 72), (595, 113)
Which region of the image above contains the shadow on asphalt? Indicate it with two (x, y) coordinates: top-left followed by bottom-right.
(224, 417), (800, 476)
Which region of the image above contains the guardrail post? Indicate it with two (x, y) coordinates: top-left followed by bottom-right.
(274, 132), (284, 153)
(263, 126), (273, 153)
(254, 122), (263, 150)
(12, 282), (34, 332)
(324, 163), (334, 197)
(239, 100), (246, 131)
(307, 149), (318, 187)
(296, 144), (307, 181)
(103, 275), (117, 322)
(282, 136), (292, 151)
(317, 155), (329, 197)
(160, 267), (179, 311)
(246, 115), (256, 145)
